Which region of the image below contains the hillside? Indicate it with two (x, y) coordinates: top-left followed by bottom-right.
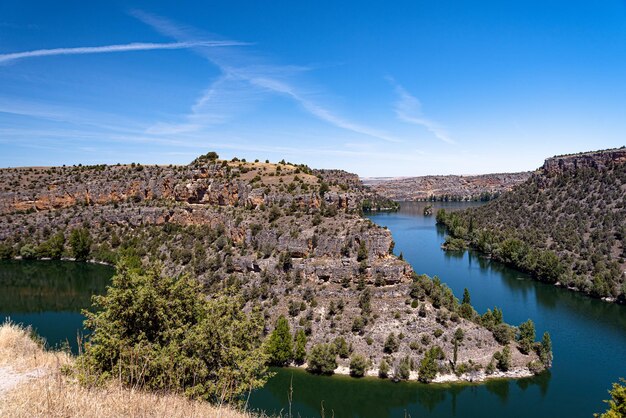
(363, 172), (531, 202)
(0, 153), (546, 381)
(437, 147), (626, 302)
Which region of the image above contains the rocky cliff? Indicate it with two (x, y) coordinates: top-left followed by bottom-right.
(364, 172), (531, 202)
(0, 154), (544, 379)
(542, 147), (626, 175)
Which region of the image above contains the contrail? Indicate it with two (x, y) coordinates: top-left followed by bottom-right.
(0, 40), (249, 64)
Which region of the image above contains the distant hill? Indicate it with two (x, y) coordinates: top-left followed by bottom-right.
(363, 172), (531, 202)
(437, 147), (626, 302)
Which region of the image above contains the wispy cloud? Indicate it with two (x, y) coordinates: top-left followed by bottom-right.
(389, 79), (455, 144)
(132, 10), (400, 143)
(0, 40), (249, 65)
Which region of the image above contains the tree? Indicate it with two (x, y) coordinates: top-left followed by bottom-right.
(539, 331), (553, 368)
(378, 359), (390, 378)
(267, 315), (293, 366)
(293, 329), (307, 365)
(419, 347), (442, 383)
(319, 181), (330, 197)
(333, 336), (350, 359)
(517, 319), (536, 354)
(493, 323), (514, 345)
(69, 227), (92, 261)
(80, 260), (268, 405)
(595, 378), (626, 418)
(359, 288), (371, 315)
(459, 288), (475, 319)
(453, 328), (464, 367)
(395, 356), (411, 381)
(384, 333), (399, 354)
(349, 354), (369, 377)
(493, 346), (512, 371)
(462, 288), (471, 305)
(307, 343), (337, 375)
(19, 244), (38, 260)
(357, 241), (368, 262)
(38, 231), (65, 259)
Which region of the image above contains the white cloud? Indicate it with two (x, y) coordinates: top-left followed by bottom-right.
(0, 40), (248, 65)
(132, 10), (401, 143)
(390, 80), (455, 144)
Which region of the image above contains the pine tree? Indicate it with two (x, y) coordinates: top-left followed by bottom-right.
(293, 329), (307, 365)
(267, 315), (293, 366)
(540, 331), (553, 367)
(462, 288), (471, 305)
(517, 319), (536, 354)
(453, 328), (464, 367)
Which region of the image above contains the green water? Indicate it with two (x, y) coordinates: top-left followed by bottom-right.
(0, 259), (112, 352)
(1, 202), (625, 417)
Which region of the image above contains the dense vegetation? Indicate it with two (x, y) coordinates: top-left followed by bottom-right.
(596, 379), (626, 418)
(437, 158), (626, 302)
(79, 260), (268, 404)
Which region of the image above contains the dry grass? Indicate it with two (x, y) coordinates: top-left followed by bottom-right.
(0, 322), (263, 418)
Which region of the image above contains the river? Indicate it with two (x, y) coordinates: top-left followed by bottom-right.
(1, 201), (625, 417)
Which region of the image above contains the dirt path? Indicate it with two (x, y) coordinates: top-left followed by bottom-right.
(0, 366), (45, 397)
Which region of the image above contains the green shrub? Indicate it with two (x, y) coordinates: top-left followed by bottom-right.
(79, 261), (268, 405)
(517, 319), (536, 354)
(384, 333), (399, 354)
(19, 244), (38, 260)
(307, 343), (337, 375)
(266, 315), (293, 366)
(395, 356), (411, 381)
(333, 336), (350, 359)
(378, 359), (390, 378)
(349, 354), (369, 377)
(492, 323), (514, 345)
(69, 227), (92, 261)
(293, 329), (307, 365)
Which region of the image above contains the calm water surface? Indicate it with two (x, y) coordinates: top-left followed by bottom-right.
(0, 259), (112, 352)
(1, 202), (625, 417)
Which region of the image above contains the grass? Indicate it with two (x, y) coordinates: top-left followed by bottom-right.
(0, 322), (265, 418)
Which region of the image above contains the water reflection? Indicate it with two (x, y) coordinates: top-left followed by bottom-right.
(0, 260), (112, 351)
(253, 367), (552, 418)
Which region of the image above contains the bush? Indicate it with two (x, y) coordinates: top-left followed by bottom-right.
(266, 315), (293, 366)
(596, 378), (626, 418)
(517, 319), (536, 354)
(19, 244), (38, 260)
(378, 359), (390, 378)
(395, 356), (411, 381)
(307, 343), (337, 375)
(419, 346), (444, 383)
(69, 227), (92, 261)
(293, 329), (307, 365)
(384, 333), (399, 354)
(79, 261), (268, 405)
(352, 316), (366, 334)
(333, 336), (350, 359)
(349, 354), (369, 377)
(493, 346), (512, 372)
(492, 323), (514, 345)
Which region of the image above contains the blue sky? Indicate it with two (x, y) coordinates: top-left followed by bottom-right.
(1, 1), (625, 176)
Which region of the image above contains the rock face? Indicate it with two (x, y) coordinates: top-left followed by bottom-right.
(363, 172), (531, 202)
(542, 147), (626, 175)
(0, 155), (544, 379)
